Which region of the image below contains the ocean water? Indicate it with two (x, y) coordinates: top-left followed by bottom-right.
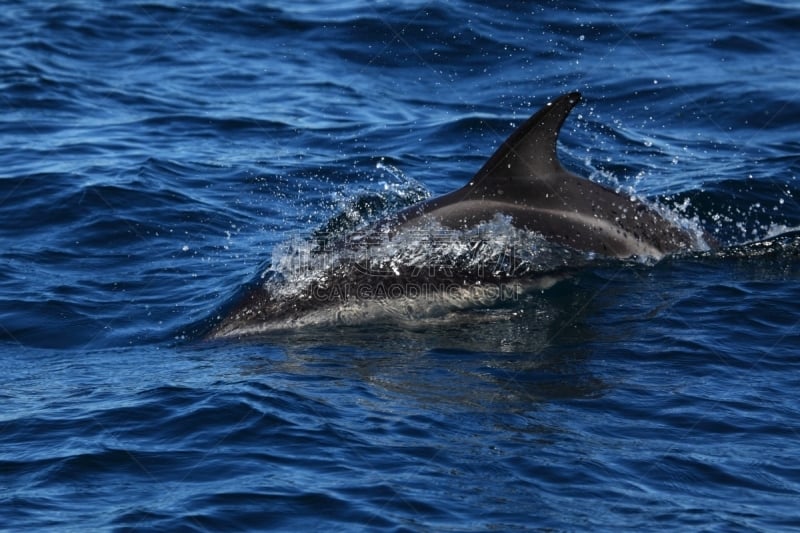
(2, 1), (800, 530)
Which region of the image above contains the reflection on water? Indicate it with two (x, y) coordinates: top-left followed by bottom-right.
(227, 279), (614, 409)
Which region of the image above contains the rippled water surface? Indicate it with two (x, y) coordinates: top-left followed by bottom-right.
(2, 1), (800, 530)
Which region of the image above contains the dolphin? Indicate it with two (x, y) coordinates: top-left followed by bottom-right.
(206, 92), (708, 339)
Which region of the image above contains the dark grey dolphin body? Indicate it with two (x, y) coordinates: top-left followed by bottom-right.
(381, 91), (702, 259)
(207, 92), (708, 339)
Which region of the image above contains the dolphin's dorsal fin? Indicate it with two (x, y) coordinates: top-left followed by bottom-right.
(468, 92), (581, 191)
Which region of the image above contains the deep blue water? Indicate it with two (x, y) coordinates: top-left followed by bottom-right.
(2, 1), (800, 530)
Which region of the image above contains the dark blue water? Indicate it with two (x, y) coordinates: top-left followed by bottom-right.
(2, 1), (800, 530)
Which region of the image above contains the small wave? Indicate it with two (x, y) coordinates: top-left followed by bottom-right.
(700, 229), (800, 259)
(276, 214), (590, 289)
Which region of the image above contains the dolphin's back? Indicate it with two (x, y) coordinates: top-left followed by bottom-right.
(392, 92), (703, 259)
